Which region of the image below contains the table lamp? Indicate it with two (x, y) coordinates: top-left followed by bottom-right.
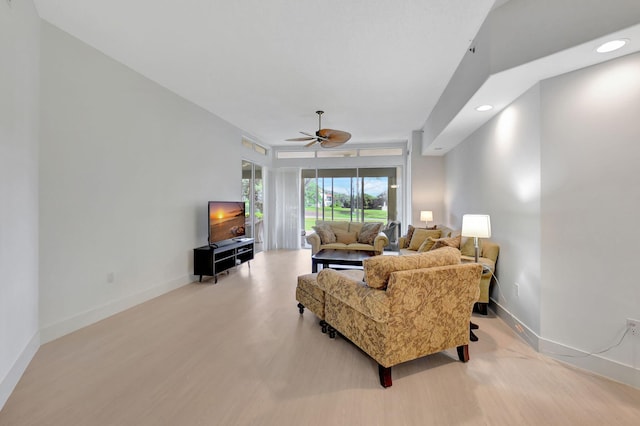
(420, 210), (433, 227)
(461, 214), (491, 263)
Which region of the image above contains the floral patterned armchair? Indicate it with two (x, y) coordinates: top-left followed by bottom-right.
(317, 247), (482, 387)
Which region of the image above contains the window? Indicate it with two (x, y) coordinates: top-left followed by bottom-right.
(242, 137), (268, 156)
(301, 167), (400, 233)
(242, 160), (264, 251)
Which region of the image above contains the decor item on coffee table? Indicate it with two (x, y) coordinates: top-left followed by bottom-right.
(306, 221), (389, 255)
(318, 247), (482, 387)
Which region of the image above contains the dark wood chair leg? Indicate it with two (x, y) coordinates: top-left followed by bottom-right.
(470, 330), (478, 342)
(297, 303), (304, 314)
(476, 302), (488, 315)
(378, 365), (392, 388)
(320, 320), (328, 333)
(328, 326), (336, 338)
(457, 345), (470, 362)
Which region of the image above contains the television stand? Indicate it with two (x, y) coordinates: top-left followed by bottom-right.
(193, 238), (254, 283)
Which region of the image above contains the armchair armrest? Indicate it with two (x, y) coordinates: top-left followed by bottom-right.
(373, 232), (390, 254)
(305, 232), (321, 254)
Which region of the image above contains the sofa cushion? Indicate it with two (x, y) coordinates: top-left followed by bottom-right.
(357, 222), (383, 244)
(316, 220), (350, 234)
(417, 236), (438, 252)
(482, 241), (500, 262)
(313, 224), (336, 244)
(335, 230), (357, 244)
(405, 225), (418, 244)
(348, 222), (363, 236)
(431, 234), (461, 250)
(362, 247), (461, 290)
(408, 229), (441, 251)
(460, 236), (481, 257)
(435, 225), (455, 238)
(348, 243), (379, 251)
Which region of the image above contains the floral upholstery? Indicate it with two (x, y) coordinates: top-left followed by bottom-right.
(295, 270), (364, 320)
(362, 246), (460, 290)
(399, 225), (499, 306)
(318, 250), (482, 381)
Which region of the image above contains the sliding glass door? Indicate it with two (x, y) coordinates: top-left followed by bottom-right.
(302, 167), (400, 234)
(242, 160), (264, 251)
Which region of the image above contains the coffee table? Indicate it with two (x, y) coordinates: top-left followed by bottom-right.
(311, 249), (376, 273)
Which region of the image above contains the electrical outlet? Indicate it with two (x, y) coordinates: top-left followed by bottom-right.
(514, 282), (519, 297)
(627, 318), (639, 337)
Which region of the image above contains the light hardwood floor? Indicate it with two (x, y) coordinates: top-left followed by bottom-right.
(1, 249), (639, 425)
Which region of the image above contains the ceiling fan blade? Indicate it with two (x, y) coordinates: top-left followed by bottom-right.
(300, 131), (319, 138)
(286, 137), (315, 141)
(320, 140), (347, 148)
(304, 140), (318, 148)
(318, 128), (352, 146)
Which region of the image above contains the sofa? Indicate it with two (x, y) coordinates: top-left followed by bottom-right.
(305, 220), (389, 255)
(317, 247), (482, 387)
(398, 225), (499, 315)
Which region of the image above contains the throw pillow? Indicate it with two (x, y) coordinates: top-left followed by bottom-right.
(460, 237), (482, 257)
(417, 236), (438, 252)
(405, 225), (417, 244)
(357, 222), (383, 244)
(312, 224), (336, 244)
(335, 230), (357, 245)
(430, 234), (461, 251)
(408, 229), (441, 251)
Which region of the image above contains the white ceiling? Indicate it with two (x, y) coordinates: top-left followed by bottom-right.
(33, 0), (499, 146)
(423, 22), (640, 155)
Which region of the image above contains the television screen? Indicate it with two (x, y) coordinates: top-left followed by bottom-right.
(208, 201), (246, 244)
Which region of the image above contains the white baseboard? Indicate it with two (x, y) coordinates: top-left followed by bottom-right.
(490, 298), (640, 390)
(539, 337), (640, 389)
(0, 332), (40, 411)
(490, 299), (540, 349)
(40, 275), (193, 344)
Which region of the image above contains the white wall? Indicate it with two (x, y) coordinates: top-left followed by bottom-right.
(410, 142), (446, 228)
(0, 0), (41, 409)
(39, 22), (249, 342)
(444, 53), (640, 388)
(540, 52), (640, 385)
(445, 84), (542, 333)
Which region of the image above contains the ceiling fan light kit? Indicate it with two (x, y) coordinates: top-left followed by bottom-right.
(286, 110), (351, 148)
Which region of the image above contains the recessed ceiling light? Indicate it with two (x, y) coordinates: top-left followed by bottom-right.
(476, 105), (493, 112)
(596, 39), (628, 53)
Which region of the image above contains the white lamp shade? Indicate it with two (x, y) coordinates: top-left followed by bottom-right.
(461, 214), (491, 238)
(420, 211), (433, 222)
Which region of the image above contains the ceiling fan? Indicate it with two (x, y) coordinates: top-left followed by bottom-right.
(286, 111), (351, 148)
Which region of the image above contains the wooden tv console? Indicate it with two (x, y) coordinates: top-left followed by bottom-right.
(193, 238), (254, 283)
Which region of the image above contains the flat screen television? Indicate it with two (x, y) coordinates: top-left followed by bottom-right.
(208, 201), (246, 245)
